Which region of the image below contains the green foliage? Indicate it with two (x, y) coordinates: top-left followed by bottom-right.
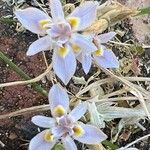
(0, 17), (17, 25)
(102, 140), (119, 150)
(137, 7), (150, 16)
(61, 0), (66, 5)
(54, 144), (65, 150)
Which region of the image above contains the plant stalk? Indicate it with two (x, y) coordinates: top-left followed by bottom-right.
(0, 51), (48, 96)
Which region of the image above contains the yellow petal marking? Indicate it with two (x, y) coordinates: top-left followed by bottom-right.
(39, 19), (50, 29)
(72, 44), (81, 53)
(44, 131), (54, 142)
(94, 48), (104, 56)
(58, 46), (68, 58)
(67, 17), (80, 29)
(73, 125), (85, 137)
(54, 105), (66, 117)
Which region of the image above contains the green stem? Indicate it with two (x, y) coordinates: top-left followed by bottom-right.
(0, 51), (48, 97)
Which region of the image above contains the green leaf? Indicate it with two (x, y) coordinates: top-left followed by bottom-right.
(0, 51), (48, 96)
(54, 144), (65, 150)
(102, 140), (119, 150)
(137, 7), (150, 16)
(0, 17), (17, 25)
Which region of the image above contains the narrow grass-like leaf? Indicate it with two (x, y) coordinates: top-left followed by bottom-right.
(0, 51), (48, 96)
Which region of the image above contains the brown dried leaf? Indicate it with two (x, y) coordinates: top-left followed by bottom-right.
(83, 19), (108, 34)
(63, 3), (75, 16)
(98, 1), (139, 20)
(88, 144), (106, 150)
(119, 129), (131, 141)
(84, 1), (139, 34)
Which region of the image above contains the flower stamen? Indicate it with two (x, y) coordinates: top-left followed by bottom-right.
(44, 131), (54, 142)
(58, 46), (68, 57)
(54, 105), (66, 117)
(67, 17), (80, 29)
(72, 44), (81, 53)
(39, 19), (50, 29)
(94, 48), (104, 56)
(73, 125), (85, 137)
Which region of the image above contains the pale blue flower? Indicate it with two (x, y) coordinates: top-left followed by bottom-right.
(29, 84), (107, 150)
(15, 0), (98, 84)
(93, 32), (119, 68)
(76, 32), (119, 74)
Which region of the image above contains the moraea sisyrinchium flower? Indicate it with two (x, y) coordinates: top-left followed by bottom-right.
(93, 32), (119, 68)
(29, 84), (107, 150)
(15, 0), (98, 84)
(77, 32), (119, 73)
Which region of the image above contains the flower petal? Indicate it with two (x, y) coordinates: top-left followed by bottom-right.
(29, 129), (56, 150)
(82, 53), (92, 74)
(27, 36), (52, 56)
(47, 22), (71, 44)
(32, 115), (56, 128)
(69, 102), (87, 121)
(98, 32), (116, 43)
(52, 126), (66, 137)
(15, 7), (51, 34)
(62, 136), (77, 150)
(118, 148), (139, 150)
(49, 0), (64, 22)
(53, 46), (77, 85)
(94, 46), (119, 68)
(125, 148), (139, 150)
(71, 33), (97, 54)
(48, 84), (69, 115)
(74, 124), (107, 144)
(69, 1), (98, 30)
(76, 52), (92, 74)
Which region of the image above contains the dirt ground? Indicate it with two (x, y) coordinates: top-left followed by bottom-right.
(0, 0), (150, 150)
(0, 1), (49, 149)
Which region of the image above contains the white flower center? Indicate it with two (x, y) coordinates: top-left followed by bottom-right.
(57, 115), (84, 137)
(48, 22), (72, 44)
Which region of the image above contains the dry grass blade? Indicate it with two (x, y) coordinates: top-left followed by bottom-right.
(92, 96), (150, 103)
(88, 144), (106, 150)
(100, 88), (127, 99)
(0, 104), (50, 120)
(124, 76), (150, 82)
(76, 78), (114, 97)
(99, 67), (150, 120)
(123, 133), (150, 149)
(0, 64), (52, 88)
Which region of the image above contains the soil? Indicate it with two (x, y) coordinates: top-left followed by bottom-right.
(0, 0), (150, 150)
(0, 1), (49, 149)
